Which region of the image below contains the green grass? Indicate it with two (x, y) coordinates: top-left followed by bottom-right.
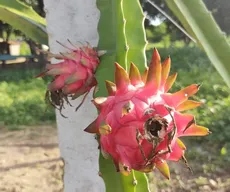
(0, 68), (55, 126)
(20, 41), (31, 55)
(146, 40), (195, 50)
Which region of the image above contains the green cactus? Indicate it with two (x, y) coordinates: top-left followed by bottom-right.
(123, 0), (147, 72)
(96, 0), (150, 191)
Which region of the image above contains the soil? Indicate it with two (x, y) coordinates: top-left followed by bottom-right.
(0, 125), (63, 192)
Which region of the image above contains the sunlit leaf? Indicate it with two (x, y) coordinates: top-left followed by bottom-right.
(166, 0), (230, 87)
(0, 0), (47, 44)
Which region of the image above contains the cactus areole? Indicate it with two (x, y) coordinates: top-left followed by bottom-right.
(85, 48), (210, 179)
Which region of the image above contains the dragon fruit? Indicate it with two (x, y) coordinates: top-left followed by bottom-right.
(36, 42), (101, 114)
(85, 48), (210, 179)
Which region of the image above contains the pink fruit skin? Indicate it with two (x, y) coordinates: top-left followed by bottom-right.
(85, 49), (209, 178)
(36, 45), (99, 97)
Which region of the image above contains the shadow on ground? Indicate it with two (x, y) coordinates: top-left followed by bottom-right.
(0, 125), (63, 192)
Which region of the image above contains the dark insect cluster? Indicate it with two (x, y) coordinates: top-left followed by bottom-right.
(135, 106), (193, 172)
(45, 90), (72, 118)
(145, 115), (168, 138)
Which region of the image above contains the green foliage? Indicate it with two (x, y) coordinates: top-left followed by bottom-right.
(0, 0), (47, 44)
(141, 0), (230, 49)
(0, 69), (55, 126)
(165, 0), (230, 88)
(146, 23), (171, 47)
(20, 41), (31, 55)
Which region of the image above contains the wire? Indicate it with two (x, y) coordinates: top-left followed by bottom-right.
(145, 0), (197, 43)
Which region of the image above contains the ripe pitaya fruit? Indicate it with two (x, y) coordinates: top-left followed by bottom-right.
(85, 48), (210, 179)
(36, 42), (102, 115)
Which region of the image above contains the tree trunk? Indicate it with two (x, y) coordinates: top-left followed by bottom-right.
(43, 0), (105, 191)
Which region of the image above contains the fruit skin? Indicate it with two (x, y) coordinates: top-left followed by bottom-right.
(85, 48), (210, 179)
(36, 43), (100, 113)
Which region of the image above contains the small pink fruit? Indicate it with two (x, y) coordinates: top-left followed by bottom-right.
(36, 42), (101, 115)
(85, 48), (210, 179)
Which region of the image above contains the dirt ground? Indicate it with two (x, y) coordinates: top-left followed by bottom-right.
(0, 125), (63, 192)
(0, 125), (230, 192)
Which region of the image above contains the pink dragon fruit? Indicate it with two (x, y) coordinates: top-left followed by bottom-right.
(36, 42), (101, 114)
(85, 48), (210, 179)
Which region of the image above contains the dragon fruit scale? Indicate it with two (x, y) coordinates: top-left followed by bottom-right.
(85, 48), (210, 179)
(36, 42), (102, 114)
